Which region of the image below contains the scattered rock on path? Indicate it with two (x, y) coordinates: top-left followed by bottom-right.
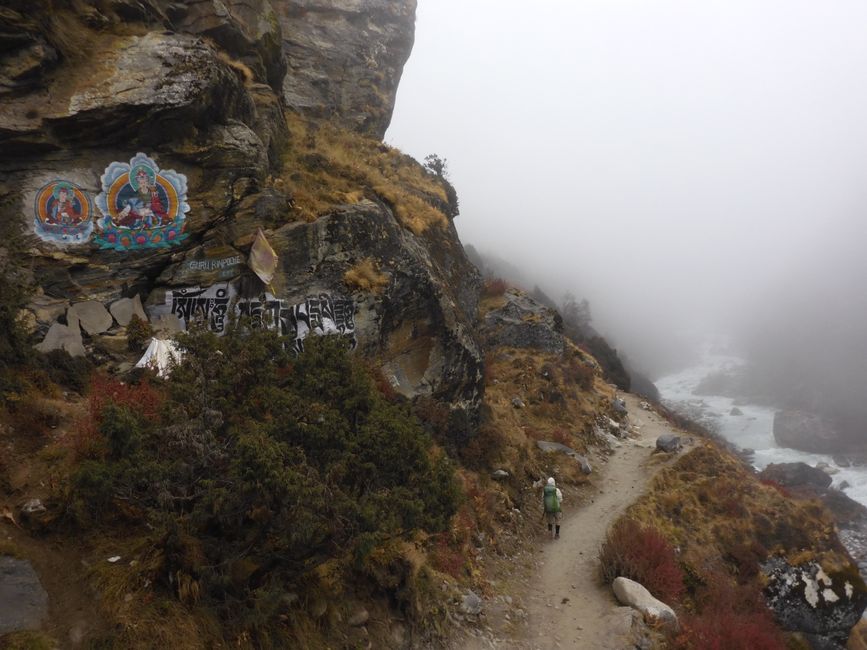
(461, 590), (483, 616)
(600, 606), (655, 650)
(655, 434), (682, 453)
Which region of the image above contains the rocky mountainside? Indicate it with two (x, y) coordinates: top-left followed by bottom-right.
(1, 0), (481, 418)
(2, 3), (867, 650)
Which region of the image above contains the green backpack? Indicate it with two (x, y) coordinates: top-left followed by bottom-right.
(543, 485), (560, 513)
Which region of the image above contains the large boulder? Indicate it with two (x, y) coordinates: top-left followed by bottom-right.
(481, 289), (565, 354)
(759, 462), (833, 489)
(656, 434), (682, 453)
(763, 558), (867, 648)
(144, 201), (483, 412)
(1, 0), (482, 421)
(612, 577), (678, 630)
(774, 410), (841, 454)
(68, 300), (113, 336)
(34, 322), (85, 357)
(109, 295), (147, 327)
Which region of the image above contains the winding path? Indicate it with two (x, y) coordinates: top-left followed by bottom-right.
(460, 393), (681, 649)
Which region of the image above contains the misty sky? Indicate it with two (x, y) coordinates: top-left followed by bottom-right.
(386, 0), (867, 375)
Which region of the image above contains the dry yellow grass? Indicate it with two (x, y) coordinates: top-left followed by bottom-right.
(343, 257), (389, 293)
(281, 112), (449, 234)
(624, 442), (851, 581)
(479, 344), (608, 485)
(88, 536), (221, 649)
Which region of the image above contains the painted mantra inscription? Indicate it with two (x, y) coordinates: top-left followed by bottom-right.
(184, 255), (242, 273)
(159, 285), (356, 351)
(170, 285), (233, 333)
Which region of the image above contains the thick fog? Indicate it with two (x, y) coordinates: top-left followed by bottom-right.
(386, 0), (867, 419)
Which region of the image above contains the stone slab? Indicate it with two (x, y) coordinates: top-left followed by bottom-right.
(109, 295), (147, 327)
(68, 300), (113, 335)
(35, 322), (86, 357)
(0, 557), (49, 635)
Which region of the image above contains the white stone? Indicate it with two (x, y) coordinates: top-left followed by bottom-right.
(612, 577), (678, 629)
(802, 571), (819, 608)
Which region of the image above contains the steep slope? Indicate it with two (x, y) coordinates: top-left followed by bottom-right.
(0, 0), (482, 417)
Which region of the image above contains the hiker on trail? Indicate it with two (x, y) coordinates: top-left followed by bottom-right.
(543, 477), (563, 539)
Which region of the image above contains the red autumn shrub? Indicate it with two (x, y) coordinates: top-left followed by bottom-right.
(550, 428), (572, 446)
(482, 278), (508, 297)
(74, 373), (165, 458)
(759, 478), (792, 498)
(724, 541), (768, 582)
(562, 355), (595, 390)
(673, 572), (786, 650)
(599, 518), (684, 603)
(429, 533), (466, 579)
(675, 610), (787, 650)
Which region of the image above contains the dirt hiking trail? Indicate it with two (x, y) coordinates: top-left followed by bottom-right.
(461, 393), (684, 650)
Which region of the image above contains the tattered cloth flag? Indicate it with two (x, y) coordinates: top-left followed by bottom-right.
(248, 228), (278, 285)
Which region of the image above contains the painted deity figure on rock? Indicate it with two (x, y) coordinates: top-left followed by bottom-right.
(95, 152), (189, 251)
(33, 180), (93, 245)
(114, 165), (168, 229)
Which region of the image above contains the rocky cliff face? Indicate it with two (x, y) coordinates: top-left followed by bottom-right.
(276, 0), (417, 138)
(0, 0), (482, 414)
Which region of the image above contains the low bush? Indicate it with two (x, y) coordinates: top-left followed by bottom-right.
(482, 278), (507, 298)
(599, 518), (684, 603)
(673, 577), (786, 650)
(68, 329), (460, 643)
(36, 350), (93, 394)
(126, 315), (153, 351)
(562, 353), (595, 390)
(343, 258), (389, 293)
(73, 373), (165, 460)
(675, 610), (788, 650)
(460, 420), (507, 470)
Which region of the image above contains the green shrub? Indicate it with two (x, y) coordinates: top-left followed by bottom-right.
(69, 328), (460, 642)
(99, 403), (144, 459)
(126, 314), (153, 351)
(37, 349), (93, 394)
(72, 459), (120, 521)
